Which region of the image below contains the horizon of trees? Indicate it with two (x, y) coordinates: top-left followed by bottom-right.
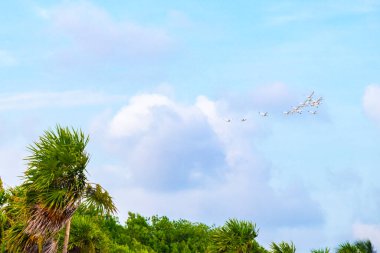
(0, 126), (376, 252)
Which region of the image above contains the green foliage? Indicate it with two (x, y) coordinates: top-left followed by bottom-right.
(123, 212), (212, 253)
(1, 186), (34, 252)
(66, 215), (109, 253)
(254, 242), (270, 253)
(336, 240), (376, 253)
(210, 218), (259, 253)
(1, 126), (116, 252)
(99, 215), (129, 246)
(108, 243), (131, 253)
(311, 247), (330, 253)
(0, 128), (378, 253)
(82, 183), (117, 216)
(23, 125), (89, 210)
(4, 126), (92, 251)
(337, 242), (359, 253)
(125, 212), (152, 247)
(0, 178), (5, 206)
(354, 240), (375, 253)
(270, 241), (296, 253)
(0, 177), (5, 249)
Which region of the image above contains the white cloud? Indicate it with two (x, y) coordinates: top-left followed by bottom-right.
(105, 93), (226, 191)
(353, 223), (380, 249)
(40, 1), (173, 62)
(108, 94), (174, 138)
(0, 91), (126, 111)
(363, 84), (380, 125)
(91, 92), (323, 234)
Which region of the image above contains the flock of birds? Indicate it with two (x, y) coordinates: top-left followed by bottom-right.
(225, 91), (323, 123)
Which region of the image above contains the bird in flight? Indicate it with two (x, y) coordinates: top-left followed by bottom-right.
(225, 119), (232, 123)
(306, 91), (315, 100)
(259, 112), (268, 117)
(241, 118), (247, 122)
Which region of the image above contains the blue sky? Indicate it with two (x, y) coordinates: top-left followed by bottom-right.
(1, 0), (380, 251)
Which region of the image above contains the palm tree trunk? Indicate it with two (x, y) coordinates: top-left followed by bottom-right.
(62, 218), (72, 253)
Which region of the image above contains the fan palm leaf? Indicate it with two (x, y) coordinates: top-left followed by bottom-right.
(270, 241), (296, 253)
(82, 183), (117, 216)
(311, 247), (330, 253)
(336, 242), (359, 253)
(355, 240), (375, 253)
(211, 218), (258, 253)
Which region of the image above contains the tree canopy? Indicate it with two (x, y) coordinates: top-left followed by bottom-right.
(0, 126), (377, 253)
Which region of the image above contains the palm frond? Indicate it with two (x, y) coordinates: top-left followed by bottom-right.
(82, 183), (117, 216)
(355, 240), (375, 253)
(68, 214), (108, 253)
(337, 242), (359, 253)
(270, 241), (296, 253)
(211, 218), (258, 253)
(311, 247), (330, 253)
(25, 201), (78, 237)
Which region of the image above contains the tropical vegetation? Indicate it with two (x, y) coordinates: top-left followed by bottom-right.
(0, 126), (376, 252)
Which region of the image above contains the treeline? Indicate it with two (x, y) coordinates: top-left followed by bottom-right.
(0, 174), (375, 253)
(0, 187), (376, 253)
(0, 126), (376, 252)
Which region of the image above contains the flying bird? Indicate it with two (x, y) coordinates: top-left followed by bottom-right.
(307, 91), (315, 100)
(241, 118), (247, 122)
(259, 112), (268, 117)
(291, 107), (302, 114)
(282, 91), (323, 117)
(225, 119), (231, 123)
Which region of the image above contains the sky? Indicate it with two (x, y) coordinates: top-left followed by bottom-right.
(1, 0), (380, 251)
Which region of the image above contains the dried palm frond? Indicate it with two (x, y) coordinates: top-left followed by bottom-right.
(42, 237), (58, 253)
(25, 201), (78, 237)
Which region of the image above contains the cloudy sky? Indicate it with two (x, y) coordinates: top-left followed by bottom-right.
(1, 0), (380, 251)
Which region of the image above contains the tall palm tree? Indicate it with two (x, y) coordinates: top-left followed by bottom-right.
(354, 240), (375, 253)
(210, 218), (259, 253)
(5, 126), (116, 253)
(270, 241), (296, 253)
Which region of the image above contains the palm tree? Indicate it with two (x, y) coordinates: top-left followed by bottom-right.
(336, 240), (376, 253)
(270, 241), (296, 253)
(210, 218), (259, 253)
(5, 126), (116, 253)
(336, 242), (359, 253)
(2, 185), (32, 252)
(355, 240), (375, 253)
(64, 214), (108, 253)
(311, 247), (330, 253)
